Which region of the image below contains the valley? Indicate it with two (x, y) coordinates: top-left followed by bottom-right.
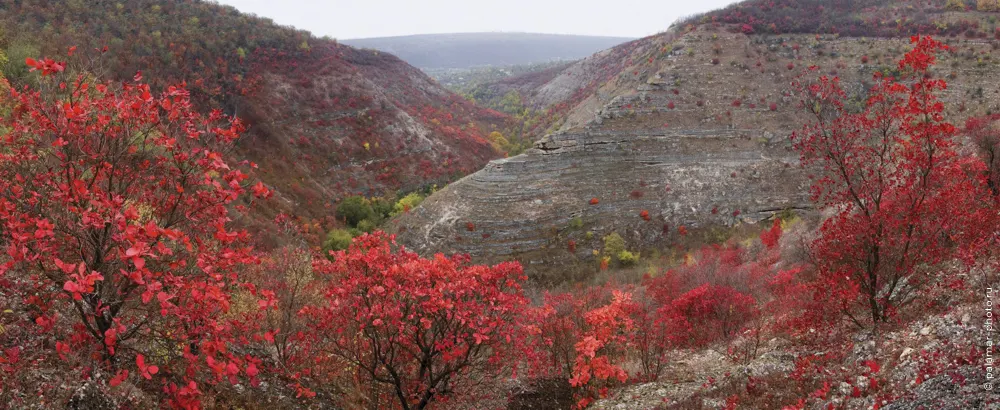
(0, 1), (999, 409)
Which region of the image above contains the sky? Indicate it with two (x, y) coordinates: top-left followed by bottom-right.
(213, 0), (743, 39)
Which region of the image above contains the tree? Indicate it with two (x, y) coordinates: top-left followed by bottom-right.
(965, 114), (1000, 197)
(0, 55), (267, 406)
(568, 291), (633, 409)
(305, 232), (529, 409)
(791, 36), (986, 329)
(336, 195), (374, 227)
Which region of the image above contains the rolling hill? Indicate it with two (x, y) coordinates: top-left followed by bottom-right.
(341, 32), (634, 69)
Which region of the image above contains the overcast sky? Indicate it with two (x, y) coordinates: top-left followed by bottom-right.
(213, 0), (743, 39)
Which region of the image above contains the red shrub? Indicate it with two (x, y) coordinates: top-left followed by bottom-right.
(759, 219), (783, 249)
(791, 36), (989, 328)
(659, 284), (758, 348)
(306, 233), (529, 408)
(569, 291), (634, 408)
(0, 58), (263, 406)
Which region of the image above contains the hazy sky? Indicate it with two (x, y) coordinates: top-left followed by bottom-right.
(213, 0), (743, 39)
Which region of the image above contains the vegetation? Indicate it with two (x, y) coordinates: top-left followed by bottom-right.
(792, 36), (988, 327)
(336, 196), (375, 227)
(2, 0), (1000, 407)
(322, 228), (357, 254)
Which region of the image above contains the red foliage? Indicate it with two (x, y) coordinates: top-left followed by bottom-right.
(965, 114), (1000, 197)
(567, 291), (634, 409)
(640, 210), (651, 221)
(0, 57), (260, 406)
(791, 36), (990, 328)
(590, 197), (600, 205)
(304, 232), (529, 409)
(568, 239), (577, 253)
(759, 219), (783, 249)
(659, 284), (758, 348)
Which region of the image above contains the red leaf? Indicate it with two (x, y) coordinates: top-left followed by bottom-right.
(110, 370), (128, 387)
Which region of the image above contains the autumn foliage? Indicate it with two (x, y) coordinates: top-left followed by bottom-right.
(792, 36), (988, 328)
(302, 232), (529, 409)
(0, 54), (268, 406)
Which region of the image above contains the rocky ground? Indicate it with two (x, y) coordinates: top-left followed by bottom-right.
(591, 271), (1000, 409)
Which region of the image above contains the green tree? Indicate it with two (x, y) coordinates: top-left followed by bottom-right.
(392, 192), (425, 216)
(322, 229), (357, 255)
(336, 196), (374, 227)
(603, 233), (626, 260)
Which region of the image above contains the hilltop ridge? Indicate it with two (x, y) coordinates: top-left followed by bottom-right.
(341, 32), (634, 69)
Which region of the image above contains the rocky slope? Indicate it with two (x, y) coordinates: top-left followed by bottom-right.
(391, 11), (1000, 278)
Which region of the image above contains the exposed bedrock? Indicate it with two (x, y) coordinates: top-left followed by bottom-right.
(389, 127), (811, 276)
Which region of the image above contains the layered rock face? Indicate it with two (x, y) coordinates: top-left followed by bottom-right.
(393, 127), (808, 273)
(391, 27), (1000, 278)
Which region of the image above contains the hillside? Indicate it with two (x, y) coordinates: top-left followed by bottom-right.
(390, 0), (1000, 281)
(0, 0), (510, 243)
(340, 32), (634, 69)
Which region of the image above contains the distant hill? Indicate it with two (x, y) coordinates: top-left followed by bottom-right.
(341, 33), (634, 69)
